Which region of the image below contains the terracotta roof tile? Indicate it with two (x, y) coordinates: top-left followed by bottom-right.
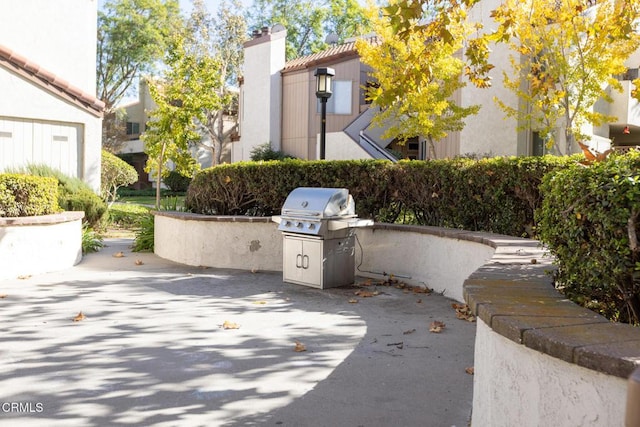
(282, 35), (379, 73)
(0, 44), (105, 117)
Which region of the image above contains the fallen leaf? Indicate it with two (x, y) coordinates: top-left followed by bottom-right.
(465, 367), (475, 375)
(355, 289), (378, 298)
(403, 328), (416, 335)
(429, 320), (446, 333)
(17, 275), (31, 280)
(294, 341), (306, 352)
(73, 312), (86, 322)
(252, 301), (267, 305)
(134, 259), (144, 265)
(452, 303), (476, 322)
(348, 298), (359, 304)
(251, 268), (258, 273)
(0, 294), (7, 299)
(222, 320), (240, 329)
(416, 298), (422, 304)
(113, 251), (125, 258)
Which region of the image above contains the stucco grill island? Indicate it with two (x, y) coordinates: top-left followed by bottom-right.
(272, 187), (373, 289)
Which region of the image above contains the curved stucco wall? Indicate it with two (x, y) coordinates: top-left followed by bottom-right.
(153, 213), (282, 272)
(0, 211), (84, 279)
(473, 320), (626, 426)
(153, 213), (495, 301)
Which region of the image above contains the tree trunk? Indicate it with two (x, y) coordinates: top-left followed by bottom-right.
(155, 142), (166, 210)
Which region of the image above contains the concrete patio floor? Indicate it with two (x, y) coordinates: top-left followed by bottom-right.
(0, 238), (475, 426)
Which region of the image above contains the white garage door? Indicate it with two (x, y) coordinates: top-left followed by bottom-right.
(0, 117), (82, 178)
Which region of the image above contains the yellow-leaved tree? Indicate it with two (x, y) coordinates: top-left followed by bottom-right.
(356, 0), (485, 158)
(491, 0), (640, 154)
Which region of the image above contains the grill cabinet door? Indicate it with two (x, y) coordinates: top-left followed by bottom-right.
(283, 235), (322, 288)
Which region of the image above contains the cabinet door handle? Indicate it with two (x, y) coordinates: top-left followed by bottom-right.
(296, 254), (303, 268)
(302, 255), (309, 269)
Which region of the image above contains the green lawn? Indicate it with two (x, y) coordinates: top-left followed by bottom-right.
(118, 195), (185, 209)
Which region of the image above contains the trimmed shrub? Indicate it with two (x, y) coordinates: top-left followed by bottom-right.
(107, 203), (151, 228)
(163, 170), (192, 193)
(537, 151), (640, 324)
(185, 157), (573, 236)
(0, 174), (59, 217)
(101, 150), (138, 206)
(8, 164), (107, 228)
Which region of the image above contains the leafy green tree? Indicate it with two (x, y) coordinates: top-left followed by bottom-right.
(325, 0), (372, 44)
(249, 0), (327, 59)
(356, 1), (480, 157)
(97, 0), (182, 152)
(184, 0), (248, 165)
(490, 0), (640, 155)
(143, 0), (246, 208)
(142, 72), (200, 209)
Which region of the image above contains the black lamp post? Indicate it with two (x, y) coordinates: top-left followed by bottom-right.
(314, 67), (335, 160)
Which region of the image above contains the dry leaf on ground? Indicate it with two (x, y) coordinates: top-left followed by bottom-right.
(294, 341), (307, 352)
(429, 320), (446, 333)
(134, 259), (144, 265)
(112, 251), (125, 258)
(252, 301), (267, 305)
(452, 303), (476, 322)
(72, 312), (86, 322)
(465, 367), (475, 375)
(355, 289), (379, 298)
(221, 320), (240, 329)
(403, 328), (416, 335)
(0, 294), (7, 299)
(348, 299), (359, 304)
(17, 275), (31, 280)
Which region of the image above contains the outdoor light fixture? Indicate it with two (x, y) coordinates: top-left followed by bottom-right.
(314, 67), (335, 160)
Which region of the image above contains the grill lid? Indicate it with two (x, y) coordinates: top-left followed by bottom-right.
(281, 187), (355, 219)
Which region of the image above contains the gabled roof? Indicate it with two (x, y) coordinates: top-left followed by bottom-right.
(282, 35), (379, 73)
(0, 44), (105, 118)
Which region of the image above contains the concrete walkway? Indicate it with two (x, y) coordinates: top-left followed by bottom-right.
(0, 238), (475, 426)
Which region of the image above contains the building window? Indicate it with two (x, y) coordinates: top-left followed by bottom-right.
(364, 81), (379, 105)
(532, 131), (545, 156)
(126, 122), (140, 135)
(317, 80), (352, 115)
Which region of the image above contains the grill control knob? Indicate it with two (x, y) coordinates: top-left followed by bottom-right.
(284, 220), (292, 227)
(296, 222), (303, 228)
(308, 223), (316, 230)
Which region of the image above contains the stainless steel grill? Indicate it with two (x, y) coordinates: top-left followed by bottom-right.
(272, 187), (373, 289)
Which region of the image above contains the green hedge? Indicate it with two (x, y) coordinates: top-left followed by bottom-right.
(0, 174), (59, 217)
(537, 151), (640, 324)
(186, 157), (574, 236)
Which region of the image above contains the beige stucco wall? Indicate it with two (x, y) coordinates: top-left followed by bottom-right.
(0, 0), (97, 94)
(0, 212), (84, 280)
(154, 215), (494, 303)
(473, 319), (626, 427)
(356, 227), (494, 302)
(324, 132), (370, 161)
(154, 215), (283, 272)
(460, 0), (521, 157)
